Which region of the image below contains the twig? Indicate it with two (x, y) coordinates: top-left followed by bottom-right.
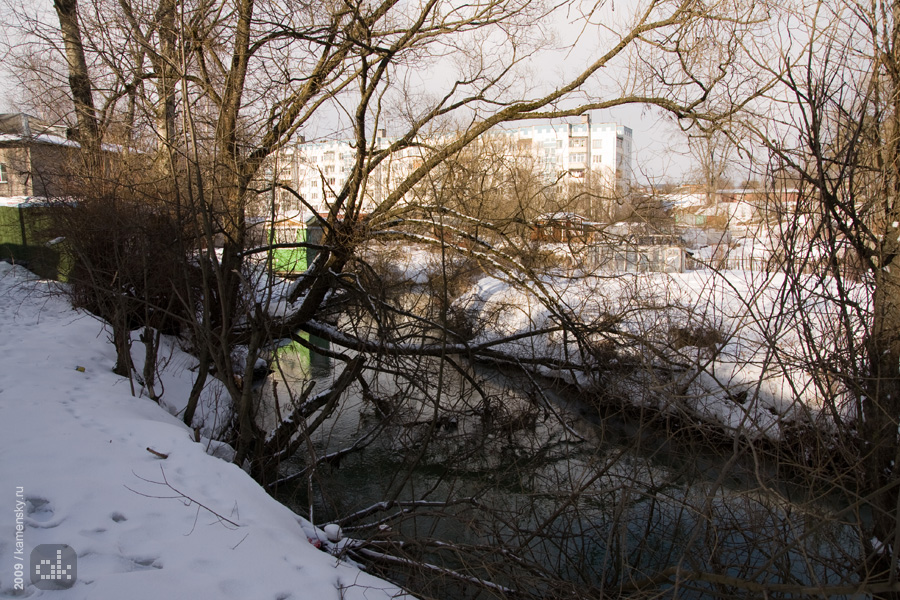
(124, 465), (241, 529)
(352, 546), (516, 594)
(146, 447), (169, 459)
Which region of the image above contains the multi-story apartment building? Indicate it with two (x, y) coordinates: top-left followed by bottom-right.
(504, 114), (633, 193)
(263, 114), (633, 222)
(264, 129), (419, 221)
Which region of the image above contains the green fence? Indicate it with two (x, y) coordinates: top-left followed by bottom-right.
(268, 225), (308, 275)
(0, 203), (69, 280)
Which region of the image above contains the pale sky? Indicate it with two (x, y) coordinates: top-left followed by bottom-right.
(0, 0), (699, 185)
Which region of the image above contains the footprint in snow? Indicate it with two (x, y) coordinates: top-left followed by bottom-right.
(78, 526), (107, 539)
(24, 497), (64, 528)
(128, 556), (162, 571)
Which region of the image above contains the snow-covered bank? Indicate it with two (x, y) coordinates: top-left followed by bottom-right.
(0, 262), (409, 600)
(457, 269), (861, 441)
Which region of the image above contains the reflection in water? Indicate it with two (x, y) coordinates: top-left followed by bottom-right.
(265, 339), (859, 598)
(257, 334), (333, 432)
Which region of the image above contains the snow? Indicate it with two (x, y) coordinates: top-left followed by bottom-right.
(0, 133), (78, 148)
(0, 197), (51, 208)
(0, 234), (866, 597)
(0, 262), (410, 600)
(457, 267), (860, 440)
(0, 133), (121, 153)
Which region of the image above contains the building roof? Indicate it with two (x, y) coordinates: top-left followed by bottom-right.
(0, 114), (126, 152)
(0, 114), (71, 144)
(0, 196), (52, 208)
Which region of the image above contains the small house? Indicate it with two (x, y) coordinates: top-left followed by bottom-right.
(0, 114), (79, 199)
(0, 114), (82, 280)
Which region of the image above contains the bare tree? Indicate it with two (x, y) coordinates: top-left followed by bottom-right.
(1, 0), (838, 596)
(0, 0), (761, 474)
(726, 0), (900, 595)
(687, 126), (736, 203)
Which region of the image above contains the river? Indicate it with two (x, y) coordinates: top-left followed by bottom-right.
(262, 338), (860, 599)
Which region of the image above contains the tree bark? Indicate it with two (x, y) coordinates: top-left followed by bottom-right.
(53, 0), (100, 154)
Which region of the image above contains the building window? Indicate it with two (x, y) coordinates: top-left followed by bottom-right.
(0, 163), (7, 183)
(593, 155), (602, 164)
(592, 139), (602, 149)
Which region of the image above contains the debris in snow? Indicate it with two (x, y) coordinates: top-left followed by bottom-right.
(324, 523), (343, 542)
(146, 447), (169, 459)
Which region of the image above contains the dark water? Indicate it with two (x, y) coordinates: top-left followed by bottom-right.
(263, 340), (859, 598)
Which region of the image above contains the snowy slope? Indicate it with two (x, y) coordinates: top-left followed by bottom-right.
(0, 263), (409, 600)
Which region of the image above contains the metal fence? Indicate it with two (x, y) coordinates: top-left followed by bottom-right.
(584, 244), (685, 273)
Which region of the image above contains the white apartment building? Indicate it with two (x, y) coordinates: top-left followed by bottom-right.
(265, 129), (419, 221)
(264, 114), (633, 221)
(503, 114), (633, 192)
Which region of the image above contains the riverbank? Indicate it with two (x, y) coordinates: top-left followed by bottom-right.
(0, 261), (410, 600)
(457, 269), (858, 443)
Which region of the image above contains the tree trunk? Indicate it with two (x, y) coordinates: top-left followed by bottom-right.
(183, 345), (210, 427)
(53, 0), (100, 154)
(112, 317), (134, 378)
(863, 271), (900, 595)
(153, 0), (177, 167)
(140, 326), (160, 401)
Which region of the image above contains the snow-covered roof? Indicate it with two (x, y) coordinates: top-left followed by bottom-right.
(663, 192), (708, 208)
(0, 114), (124, 152)
(0, 195), (51, 208)
(535, 211), (591, 223)
(0, 132), (80, 147)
